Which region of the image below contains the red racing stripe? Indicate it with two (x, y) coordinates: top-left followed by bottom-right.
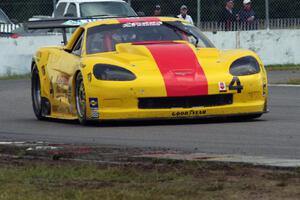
(145, 42), (208, 97)
(117, 17), (160, 23)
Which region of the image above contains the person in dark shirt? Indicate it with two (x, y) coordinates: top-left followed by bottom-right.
(238, 0), (256, 30)
(220, 0), (237, 31)
(153, 5), (161, 16)
(238, 0), (255, 22)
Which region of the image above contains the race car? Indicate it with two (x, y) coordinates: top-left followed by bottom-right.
(29, 17), (268, 125)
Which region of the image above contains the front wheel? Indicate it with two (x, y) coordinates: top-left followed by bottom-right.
(31, 66), (45, 120)
(75, 73), (90, 125)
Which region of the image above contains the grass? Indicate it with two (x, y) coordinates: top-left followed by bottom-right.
(265, 64), (300, 71)
(287, 79), (300, 85)
(0, 158), (300, 200)
(0, 73), (30, 80)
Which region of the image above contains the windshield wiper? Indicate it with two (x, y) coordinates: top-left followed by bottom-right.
(163, 21), (199, 47)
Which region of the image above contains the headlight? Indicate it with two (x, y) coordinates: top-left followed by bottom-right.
(93, 64), (136, 81)
(230, 56), (260, 76)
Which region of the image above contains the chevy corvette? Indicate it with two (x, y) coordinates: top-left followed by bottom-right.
(29, 17), (268, 125)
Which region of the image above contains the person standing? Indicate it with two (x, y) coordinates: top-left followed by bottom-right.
(220, 0), (237, 31)
(177, 5), (194, 25)
(238, 0), (255, 22)
(153, 5), (161, 16)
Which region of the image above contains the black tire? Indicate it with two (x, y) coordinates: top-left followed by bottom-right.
(31, 66), (45, 120)
(75, 72), (90, 125)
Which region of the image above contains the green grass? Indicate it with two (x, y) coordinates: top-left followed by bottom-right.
(265, 64), (300, 71)
(287, 79), (300, 85)
(0, 159), (300, 200)
(0, 73), (31, 80)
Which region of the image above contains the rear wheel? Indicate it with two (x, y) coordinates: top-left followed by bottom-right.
(31, 66), (45, 120)
(75, 73), (90, 125)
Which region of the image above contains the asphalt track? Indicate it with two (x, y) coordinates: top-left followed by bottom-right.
(0, 79), (300, 159)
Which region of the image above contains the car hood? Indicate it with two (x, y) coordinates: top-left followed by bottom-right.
(83, 41), (261, 97)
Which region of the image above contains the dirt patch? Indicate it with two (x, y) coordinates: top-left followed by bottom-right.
(0, 143), (300, 200)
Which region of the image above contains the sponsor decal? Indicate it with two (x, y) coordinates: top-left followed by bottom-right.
(117, 17), (161, 24)
(63, 19), (102, 26)
(89, 98), (98, 110)
(172, 110), (207, 117)
(53, 105), (70, 114)
(218, 82), (227, 92)
(145, 43), (208, 97)
(56, 75), (69, 86)
(91, 111), (99, 119)
(122, 21), (162, 28)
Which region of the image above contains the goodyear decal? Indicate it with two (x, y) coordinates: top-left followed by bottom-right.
(172, 110), (207, 117)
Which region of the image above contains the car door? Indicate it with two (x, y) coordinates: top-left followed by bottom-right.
(50, 30), (84, 116)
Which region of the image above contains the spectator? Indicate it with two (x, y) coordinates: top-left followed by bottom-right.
(153, 5), (161, 16)
(220, 0), (237, 31)
(177, 5), (194, 25)
(238, 0), (255, 22)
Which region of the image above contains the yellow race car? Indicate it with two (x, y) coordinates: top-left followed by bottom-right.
(29, 17), (268, 125)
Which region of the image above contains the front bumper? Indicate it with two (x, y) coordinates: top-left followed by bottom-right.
(85, 73), (268, 120)
(87, 99), (266, 120)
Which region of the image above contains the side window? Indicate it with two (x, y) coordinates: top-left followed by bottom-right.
(65, 3), (77, 17)
(72, 32), (84, 56)
(54, 3), (67, 18)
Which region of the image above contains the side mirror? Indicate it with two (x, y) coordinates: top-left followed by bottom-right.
(137, 11), (145, 17)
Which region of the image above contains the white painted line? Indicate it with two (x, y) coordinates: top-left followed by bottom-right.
(138, 153), (300, 168)
(0, 141), (25, 145)
(268, 84), (300, 87)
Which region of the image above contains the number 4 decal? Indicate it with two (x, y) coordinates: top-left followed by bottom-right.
(229, 77), (244, 93)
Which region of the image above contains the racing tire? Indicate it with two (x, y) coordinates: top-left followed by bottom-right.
(75, 72), (90, 125)
(31, 66), (45, 120)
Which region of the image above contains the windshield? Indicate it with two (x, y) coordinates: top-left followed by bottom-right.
(80, 2), (137, 17)
(86, 21), (214, 54)
(0, 9), (11, 24)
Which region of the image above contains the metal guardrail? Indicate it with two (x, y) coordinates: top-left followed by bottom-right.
(0, 24), (20, 33)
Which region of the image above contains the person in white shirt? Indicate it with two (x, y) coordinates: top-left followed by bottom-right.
(177, 5), (194, 25)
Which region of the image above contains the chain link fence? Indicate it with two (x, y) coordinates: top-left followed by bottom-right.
(129, 0), (300, 30)
(0, 0), (54, 22)
(0, 0), (300, 32)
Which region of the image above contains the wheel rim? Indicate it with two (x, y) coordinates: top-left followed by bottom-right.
(76, 78), (86, 118)
(33, 70), (41, 111)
